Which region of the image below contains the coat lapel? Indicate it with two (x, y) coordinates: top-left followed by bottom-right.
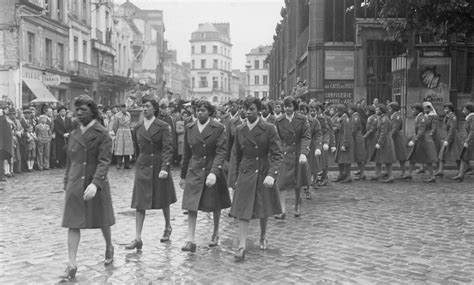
(137, 122), (152, 143)
(201, 120), (215, 141)
(189, 124), (205, 144)
(70, 128), (86, 148)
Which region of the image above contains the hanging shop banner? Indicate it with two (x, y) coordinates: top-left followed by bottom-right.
(324, 80), (354, 104)
(419, 57), (450, 113)
(324, 51), (354, 80)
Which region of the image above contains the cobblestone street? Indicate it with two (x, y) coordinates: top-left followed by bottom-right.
(1, 168), (473, 284)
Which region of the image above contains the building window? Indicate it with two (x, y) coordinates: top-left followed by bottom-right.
(263, 75), (268, 84)
(199, 77), (208, 88)
(57, 0), (63, 21)
(213, 59), (218, 69)
(191, 46), (195, 54)
(57, 43), (64, 70)
(254, 91), (259, 98)
(192, 77), (195, 88)
(201, 59), (206, 69)
(71, 0), (78, 16)
(191, 60), (195, 69)
(27, 32), (35, 63)
(212, 77), (218, 89)
(45, 38), (53, 67)
(213, 96), (218, 102)
(213, 45), (218, 54)
(254, 60), (260, 69)
(201, 45), (206, 53)
(254, 75), (259, 85)
(263, 91), (268, 98)
(74, 37), (78, 61)
(82, 0), (87, 21)
(82, 40), (87, 63)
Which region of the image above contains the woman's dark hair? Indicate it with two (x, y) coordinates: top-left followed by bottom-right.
(376, 103), (388, 114)
(366, 105), (376, 115)
(298, 101), (309, 113)
(243, 97), (262, 111)
(335, 104), (347, 114)
(283, 96), (298, 110)
(464, 102), (474, 113)
(388, 101), (401, 112)
(348, 103), (358, 112)
(142, 95), (160, 116)
(195, 100), (215, 116)
(443, 102), (455, 112)
(74, 95), (99, 119)
(57, 105), (67, 112)
(181, 109), (191, 117)
(119, 103), (126, 108)
(411, 103), (423, 113)
(262, 101), (273, 113)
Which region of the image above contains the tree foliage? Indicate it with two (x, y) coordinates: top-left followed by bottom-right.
(375, 0), (474, 42)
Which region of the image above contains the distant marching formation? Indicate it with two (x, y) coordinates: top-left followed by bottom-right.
(51, 94), (473, 279)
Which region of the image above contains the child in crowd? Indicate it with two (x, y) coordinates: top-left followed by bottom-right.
(26, 125), (37, 172)
(35, 115), (52, 170)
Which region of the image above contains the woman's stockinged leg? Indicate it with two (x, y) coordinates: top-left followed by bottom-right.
(135, 209), (145, 241)
(162, 206), (171, 229)
(68, 228), (80, 267)
(101, 226), (112, 249)
(238, 219), (249, 249)
(213, 210), (221, 237)
(260, 218), (268, 238)
(187, 210), (197, 243)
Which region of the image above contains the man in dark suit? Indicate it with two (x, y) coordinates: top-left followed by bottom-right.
(53, 106), (73, 168)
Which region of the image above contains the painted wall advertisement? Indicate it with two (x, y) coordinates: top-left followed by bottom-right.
(418, 57), (450, 113)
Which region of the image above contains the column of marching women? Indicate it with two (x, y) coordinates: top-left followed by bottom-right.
(56, 94), (474, 279)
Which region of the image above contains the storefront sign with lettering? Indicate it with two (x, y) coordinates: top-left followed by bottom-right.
(324, 80), (354, 103)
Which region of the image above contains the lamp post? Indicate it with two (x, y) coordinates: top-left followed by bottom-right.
(245, 63), (251, 97)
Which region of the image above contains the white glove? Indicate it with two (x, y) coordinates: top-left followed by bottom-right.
(0, 109), (3, 116)
(375, 144), (381, 149)
(179, 179), (185, 189)
(341, 146), (346, 152)
(323, 144), (329, 151)
(331, 147), (336, 153)
(464, 142), (469, 148)
(228, 187), (234, 193)
(159, 170), (168, 178)
(315, 149), (322, 156)
(443, 141), (448, 146)
(299, 154), (307, 164)
(263, 176), (275, 187)
(205, 173), (217, 187)
(83, 183), (97, 201)
(408, 141), (415, 147)
(64, 133), (69, 138)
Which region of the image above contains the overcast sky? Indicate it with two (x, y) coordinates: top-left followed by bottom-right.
(116, 0), (283, 71)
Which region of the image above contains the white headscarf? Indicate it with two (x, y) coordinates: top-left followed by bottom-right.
(422, 101), (437, 116)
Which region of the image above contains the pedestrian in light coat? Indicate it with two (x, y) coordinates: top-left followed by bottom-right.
(348, 103), (366, 180)
(388, 102), (408, 179)
(275, 96), (311, 218)
(334, 104), (354, 183)
(180, 100), (230, 253)
(230, 97), (283, 260)
(125, 95), (177, 251)
(452, 102), (474, 181)
(113, 104), (134, 169)
(407, 103), (437, 182)
(61, 95), (115, 280)
(371, 104), (397, 182)
(436, 102), (461, 177)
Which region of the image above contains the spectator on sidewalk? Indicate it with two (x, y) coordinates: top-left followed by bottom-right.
(35, 115), (52, 170)
(53, 106), (73, 168)
(0, 105), (13, 182)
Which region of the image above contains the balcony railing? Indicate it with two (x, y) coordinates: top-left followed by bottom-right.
(70, 60), (99, 79)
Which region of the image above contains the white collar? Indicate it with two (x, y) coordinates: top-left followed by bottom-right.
(262, 113), (270, 121)
(465, 112), (474, 120)
(285, 112), (294, 122)
(144, 116), (155, 123)
(247, 117), (260, 130)
(197, 118), (210, 133)
(80, 119), (96, 134)
(229, 112), (238, 119)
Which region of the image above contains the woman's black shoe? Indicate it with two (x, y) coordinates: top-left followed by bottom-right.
(209, 235), (219, 247)
(125, 239), (143, 250)
(274, 213), (286, 220)
(60, 265), (77, 279)
(234, 247), (246, 261)
(160, 227), (172, 242)
(181, 241), (197, 252)
(104, 246), (114, 265)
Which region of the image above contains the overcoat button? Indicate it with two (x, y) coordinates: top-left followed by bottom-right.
(202, 168), (205, 170)
(83, 162), (86, 165)
(81, 176), (85, 179)
(256, 157), (259, 160)
(255, 170), (258, 173)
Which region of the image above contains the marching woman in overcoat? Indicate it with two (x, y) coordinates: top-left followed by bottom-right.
(371, 104), (397, 183)
(334, 104), (354, 183)
(388, 102), (408, 179)
(452, 103), (474, 181)
(436, 102), (461, 177)
(61, 95), (115, 279)
(180, 100), (231, 252)
(125, 95), (176, 251)
(407, 103), (437, 182)
(229, 97), (283, 260)
(316, 102), (335, 186)
(363, 105), (378, 178)
(275, 96), (311, 218)
(307, 101), (323, 192)
(349, 103), (366, 180)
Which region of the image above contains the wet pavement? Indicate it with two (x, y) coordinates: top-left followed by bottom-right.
(1, 167), (473, 284)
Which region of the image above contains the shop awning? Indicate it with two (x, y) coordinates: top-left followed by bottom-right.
(23, 78), (59, 103)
